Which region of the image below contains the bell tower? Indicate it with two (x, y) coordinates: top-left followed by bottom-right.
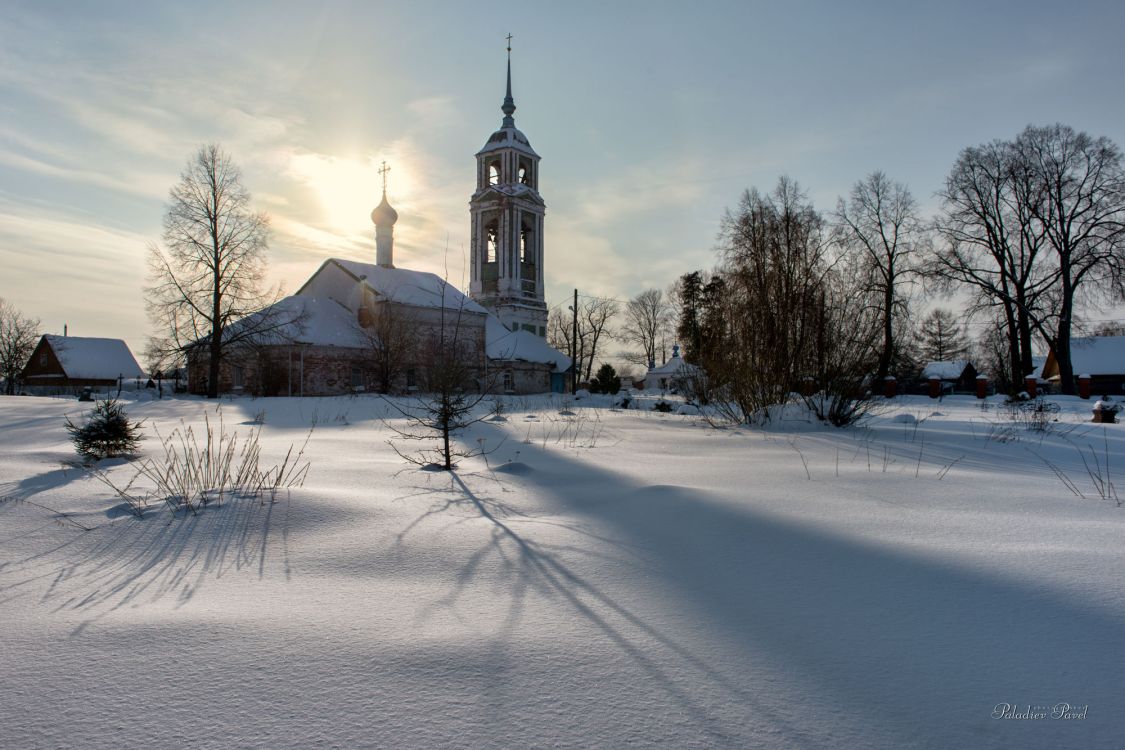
(469, 36), (548, 337)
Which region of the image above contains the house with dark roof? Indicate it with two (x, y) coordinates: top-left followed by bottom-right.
(21, 335), (146, 394)
(921, 360), (978, 393)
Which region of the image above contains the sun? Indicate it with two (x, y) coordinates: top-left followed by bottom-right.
(287, 152), (414, 235)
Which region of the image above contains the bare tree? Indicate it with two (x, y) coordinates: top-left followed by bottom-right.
(1015, 124), (1125, 393)
(931, 125), (1125, 394)
(931, 139), (1054, 390)
(706, 177), (879, 425)
(355, 299), (420, 394)
(146, 144), (291, 398)
(620, 288), (673, 368)
(547, 296), (619, 383)
(835, 171), (924, 380)
(0, 299), (40, 394)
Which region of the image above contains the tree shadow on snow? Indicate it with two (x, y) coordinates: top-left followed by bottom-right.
(451, 438), (1125, 749)
(0, 494), (295, 635)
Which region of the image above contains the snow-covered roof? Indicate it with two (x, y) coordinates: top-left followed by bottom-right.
(485, 317), (570, 369)
(645, 353), (698, 379)
(922, 360), (971, 380)
(474, 183), (544, 204)
(44, 335), (146, 380)
(233, 261), (567, 368)
(1066, 336), (1125, 376)
(330, 259), (489, 315)
(227, 295), (368, 349)
(476, 126), (539, 157)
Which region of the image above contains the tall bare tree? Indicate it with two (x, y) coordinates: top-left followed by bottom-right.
(547, 296), (619, 383)
(1015, 124), (1125, 393)
(932, 126), (1125, 394)
(931, 139), (1054, 389)
(835, 171), (924, 380)
(146, 144), (288, 398)
(0, 299), (40, 394)
(620, 288), (673, 368)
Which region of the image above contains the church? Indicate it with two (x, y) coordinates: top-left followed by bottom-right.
(188, 49), (569, 397)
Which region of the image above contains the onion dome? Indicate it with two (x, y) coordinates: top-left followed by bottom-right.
(370, 190), (398, 227)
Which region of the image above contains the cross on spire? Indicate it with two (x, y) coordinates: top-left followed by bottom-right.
(378, 161), (390, 194)
(502, 33), (516, 127)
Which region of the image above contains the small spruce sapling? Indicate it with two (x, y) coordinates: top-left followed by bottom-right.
(65, 399), (144, 462)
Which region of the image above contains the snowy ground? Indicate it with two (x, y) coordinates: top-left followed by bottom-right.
(1, 391), (1123, 749)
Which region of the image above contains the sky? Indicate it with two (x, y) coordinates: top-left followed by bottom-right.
(2, 0), (1124, 361)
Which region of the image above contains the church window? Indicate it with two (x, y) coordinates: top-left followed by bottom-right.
(350, 366), (363, 389)
(39, 350), (48, 366)
(486, 224), (499, 263)
(231, 365), (245, 390)
(488, 160), (501, 185)
(518, 157), (533, 186)
(406, 368), (417, 389)
(502, 371), (513, 392)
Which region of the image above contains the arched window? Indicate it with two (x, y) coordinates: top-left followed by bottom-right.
(486, 224), (499, 263)
(519, 216), (535, 263)
(488, 160), (501, 185)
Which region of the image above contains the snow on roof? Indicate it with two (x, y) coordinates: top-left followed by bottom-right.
(922, 360), (971, 380)
(485, 317), (570, 369)
(475, 126), (539, 157)
(1067, 336), (1125, 375)
(223, 295), (367, 349)
(646, 354), (697, 379)
(332, 259), (488, 315)
(44, 335), (146, 380)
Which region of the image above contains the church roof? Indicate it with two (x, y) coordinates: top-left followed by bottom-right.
(485, 317), (570, 370)
(474, 182), (544, 204)
(476, 126), (539, 158)
(330, 259), (489, 314)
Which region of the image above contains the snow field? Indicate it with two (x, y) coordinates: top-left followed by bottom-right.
(1, 392), (1123, 749)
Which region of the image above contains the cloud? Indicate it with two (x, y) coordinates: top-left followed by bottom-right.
(0, 200), (150, 347)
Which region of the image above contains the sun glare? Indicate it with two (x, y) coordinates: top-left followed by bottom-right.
(287, 152), (415, 234)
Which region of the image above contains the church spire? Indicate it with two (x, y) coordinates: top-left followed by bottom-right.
(501, 33), (516, 128)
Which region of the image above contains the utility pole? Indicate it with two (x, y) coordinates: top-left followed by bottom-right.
(572, 288), (578, 393)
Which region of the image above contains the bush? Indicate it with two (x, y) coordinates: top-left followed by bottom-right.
(589, 363), (621, 395)
(65, 399), (143, 461)
(653, 400), (673, 413)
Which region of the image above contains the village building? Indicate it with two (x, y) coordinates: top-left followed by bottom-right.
(21, 334), (146, 395)
(921, 360), (978, 393)
(1043, 336), (1125, 395)
(639, 345), (700, 392)
(188, 48), (569, 397)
